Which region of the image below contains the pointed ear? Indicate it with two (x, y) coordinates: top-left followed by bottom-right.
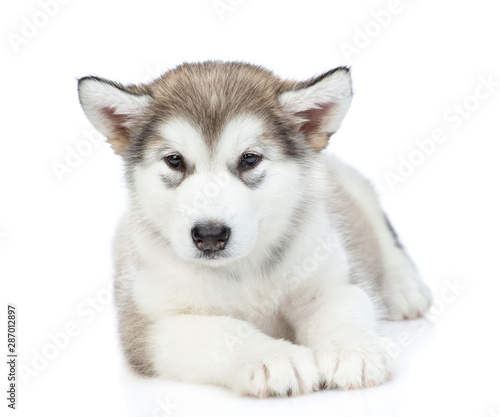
(77, 77), (152, 155)
(279, 67), (353, 151)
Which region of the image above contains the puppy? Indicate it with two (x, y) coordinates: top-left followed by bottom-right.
(78, 61), (432, 397)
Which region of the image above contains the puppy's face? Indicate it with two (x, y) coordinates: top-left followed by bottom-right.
(132, 113), (306, 264)
(78, 62), (352, 265)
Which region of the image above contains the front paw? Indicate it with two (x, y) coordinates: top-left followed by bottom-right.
(315, 336), (393, 390)
(234, 339), (319, 398)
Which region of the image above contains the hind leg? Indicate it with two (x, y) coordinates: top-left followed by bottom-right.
(378, 215), (433, 320)
(326, 156), (432, 320)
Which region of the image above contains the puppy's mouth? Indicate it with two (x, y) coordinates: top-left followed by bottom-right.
(195, 249), (230, 260)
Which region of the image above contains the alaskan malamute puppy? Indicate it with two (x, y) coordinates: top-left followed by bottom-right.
(78, 61), (432, 397)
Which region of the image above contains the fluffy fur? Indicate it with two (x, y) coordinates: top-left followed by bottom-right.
(78, 61), (432, 397)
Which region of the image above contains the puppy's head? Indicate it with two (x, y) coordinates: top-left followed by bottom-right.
(78, 62), (352, 265)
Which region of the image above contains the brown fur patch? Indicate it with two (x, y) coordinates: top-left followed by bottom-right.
(82, 62), (351, 162)
(121, 61), (312, 163)
(112, 226), (157, 377)
(329, 178), (384, 291)
(114, 279), (157, 377)
(147, 61), (292, 144)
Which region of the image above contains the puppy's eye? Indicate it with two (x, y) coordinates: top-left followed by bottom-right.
(165, 154), (184, 170)
(240, 153), (261, 169)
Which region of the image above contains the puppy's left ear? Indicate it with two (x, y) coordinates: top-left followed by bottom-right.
(279, 67), (353, 151)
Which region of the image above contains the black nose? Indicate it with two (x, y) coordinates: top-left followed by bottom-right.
(191, 224), (230, 251)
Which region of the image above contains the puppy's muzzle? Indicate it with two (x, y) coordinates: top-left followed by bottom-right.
(191, 224), (230, 251)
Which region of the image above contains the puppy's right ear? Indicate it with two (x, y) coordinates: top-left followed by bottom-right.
(78, 77), (152, 155)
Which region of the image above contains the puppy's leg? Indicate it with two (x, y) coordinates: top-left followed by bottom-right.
(141, 315), (319, 397)
(328, 156), (432, 319)
(378, 215), (433, 320)
(284, 283), (392, 390)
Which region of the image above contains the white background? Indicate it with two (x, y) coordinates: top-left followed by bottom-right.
(1, 0), (500, 416)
